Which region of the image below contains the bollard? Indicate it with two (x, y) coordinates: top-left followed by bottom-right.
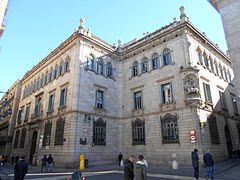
(172, 160), (179, 169)
(79, 155), (85, 170)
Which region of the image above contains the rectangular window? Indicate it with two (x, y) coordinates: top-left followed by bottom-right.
(219, 91), (227, 109)
(96, 90), (104, 109)
(134, 91), (142, 109)
(13, 130), (20, 148)
(48, 94), (55, 112)
(203, 83), (212, 103)
(17, 109), (23, 123)
(24, 106), (30, 121)
(161, 83), (173, 104)
(59, 88), (67, 107)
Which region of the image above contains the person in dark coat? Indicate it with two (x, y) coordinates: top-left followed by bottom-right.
(203, 150), (214, 180)
(14, 156), (28, 180)
(11, 154), (15, 165)
(15, 155), (19, 164)
(41, 155), (47, 172)
(191, 149), (199, 179)
(133, 155), (147, 180)
(118, 152), (123, 166)
(124, 155), (135, 180)
(47, 154), (53, 172)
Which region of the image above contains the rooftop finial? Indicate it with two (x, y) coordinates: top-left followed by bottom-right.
(179, 6), (188, 22)
(80, 18), (85, 29)
(118, 39), (122, 47)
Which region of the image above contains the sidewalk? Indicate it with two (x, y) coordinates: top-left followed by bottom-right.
(0, 160), (239, 179)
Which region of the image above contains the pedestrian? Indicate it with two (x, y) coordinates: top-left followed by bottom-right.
(203, 150), (214, 180)
(191, 149), (199, 180)
(14, 156), (28, 180)
(133, 155), (147, 180)
(41, 155), (47, 172)
(15, 155), (19, 164)
(118, 152), (123, 166)
(46, 154), (53, 173)
(11, 154), (15, 165)
(124, 155), (135, 180)
(141, 155), (148, 168)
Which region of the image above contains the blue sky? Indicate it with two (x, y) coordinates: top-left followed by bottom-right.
(0, 0), (226, 97)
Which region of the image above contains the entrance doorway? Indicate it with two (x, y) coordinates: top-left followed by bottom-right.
(29, 131), (38, 164)
(225, 125), (233, 159)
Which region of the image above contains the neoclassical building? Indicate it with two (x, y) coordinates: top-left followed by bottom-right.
(9, 7), (240, 168)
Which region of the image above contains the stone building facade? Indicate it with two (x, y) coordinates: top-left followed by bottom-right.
(10, 7), (240, 168)
(0, 80), (22, 159)
(208, 0), (240, 96)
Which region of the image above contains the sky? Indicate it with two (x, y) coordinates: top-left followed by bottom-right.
(0, 0), (226, 98)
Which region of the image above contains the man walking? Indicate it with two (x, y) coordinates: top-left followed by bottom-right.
(14, 156), (28, 180)
(133, 155), (147, 180)
(191, 149), (199, 179)
(118, 152), (123, 166)
(204, 150), (214, 180)
(124, 155), (135, 180)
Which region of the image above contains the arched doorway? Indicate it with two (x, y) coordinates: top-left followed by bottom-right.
(225, 125), (233, 159)
(29, 131), (38, 164)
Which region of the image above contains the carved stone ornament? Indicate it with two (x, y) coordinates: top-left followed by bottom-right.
(184, 75), (202, 107)
(184, 78), (200, 95)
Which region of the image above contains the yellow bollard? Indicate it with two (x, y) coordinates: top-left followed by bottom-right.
(79, 155), (85, 170)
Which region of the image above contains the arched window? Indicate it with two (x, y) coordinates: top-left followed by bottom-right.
(132, 118), (145, 145)
(97, 58), (104, 75)
(214, 61), (219, 76)
(161, 113), (179, 144)
(13, 130), (20, 148)
(54, 117), (65, 145)
(53, 65), (58, 79)
(64, 57), (70, 72)
(93, 118), (106, 145)
(19, 128), (27, 148)
(141, 58), (148, 73)
(34, 97), (41, 117)
(106, 62), (113, 78)
(219, 64), (224, 78)
(209, 57), (214, 72)
(152, 53), (160, 69)
(223, 67), (228, 81)
(228, 70), (232, 82)
(132, 61), (138, 77)
(42, 121), (52, 146)
(208, 115), (220, 144)
(58, 63), (63, 76)
(87, 55), (95, 71)
(162, 48), (172, 66)
(203, 53), (209, 68)
(197, 49), (203, 65)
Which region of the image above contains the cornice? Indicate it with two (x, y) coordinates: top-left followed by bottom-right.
(185, 21), (230, 64)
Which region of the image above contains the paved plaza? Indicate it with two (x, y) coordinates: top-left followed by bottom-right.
(0, 160), (239, 180)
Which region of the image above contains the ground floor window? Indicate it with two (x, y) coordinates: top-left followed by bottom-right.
(132, 118), (145, 145)
(208, 114), (220, 145)
(93, 118), (106, 145)
(161, 113), (179, 144)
